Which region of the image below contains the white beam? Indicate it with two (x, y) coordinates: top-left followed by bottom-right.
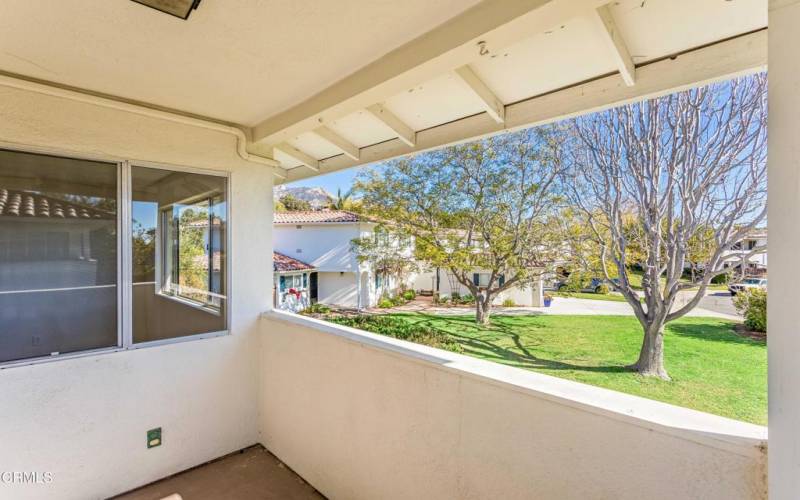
(594, 4), (635, 86)
(455, 65), (505, 123)
(313, 126), (360, 160)
(365, 104), (416, 147)
(252, 0), (610, 145)
(768, 3), (800, 497)
(283, 30), (765, 182)
(273, 143), (319, 172)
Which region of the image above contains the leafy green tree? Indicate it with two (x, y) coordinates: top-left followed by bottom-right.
(351, 225), (417, 294)
(279, 194), (311, 211)
(330, 187), (355, 210)
(354, 128), (564, 324)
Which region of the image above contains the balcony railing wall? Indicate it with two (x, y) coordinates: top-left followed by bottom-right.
(260, 311), (767, 500)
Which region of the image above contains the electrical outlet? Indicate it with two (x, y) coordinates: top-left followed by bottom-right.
(147, 428), (162, 448)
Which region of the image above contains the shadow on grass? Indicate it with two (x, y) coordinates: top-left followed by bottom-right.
(667, 321), (765, 346)
(395, 313), (631, 374)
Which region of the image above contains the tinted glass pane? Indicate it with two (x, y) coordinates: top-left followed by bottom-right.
(0, 149), (118, 362)
(132, 166), (227, 343)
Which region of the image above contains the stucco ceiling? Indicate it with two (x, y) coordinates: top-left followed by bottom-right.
(0, 0), (482, 125)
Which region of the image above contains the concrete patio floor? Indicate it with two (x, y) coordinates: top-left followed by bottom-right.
(114, 446), (323, 500)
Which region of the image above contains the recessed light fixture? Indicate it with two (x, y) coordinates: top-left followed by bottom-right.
(131, 0), (203, 20)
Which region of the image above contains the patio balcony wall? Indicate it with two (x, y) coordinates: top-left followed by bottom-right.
(259, 310), (767, 500)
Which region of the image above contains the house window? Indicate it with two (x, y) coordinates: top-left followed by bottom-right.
(0, 148), (230, 366)
(132, 166), (227, 344)
(474, 273), (490, 287)
(0, 149), (118, 363)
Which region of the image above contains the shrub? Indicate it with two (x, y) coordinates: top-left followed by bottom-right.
(711, 272), (730, 285)
(329, 315), (462, 352)
(434, 295), (449, 305)
(502, 298), (516, 307)
(565, 271), (590, 292)
(733, 288), (766, 332)
(460, 294), (476, 305)
(377, 297), (394, 309)
(402, 289), (416, 301)
(390, 295), (406, 306)
(450, 292), (461, 303)
(303, 303), (331, 315)
(595, 284), (610, 295)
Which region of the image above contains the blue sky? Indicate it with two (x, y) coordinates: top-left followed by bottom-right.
(284, 165), (370, 194)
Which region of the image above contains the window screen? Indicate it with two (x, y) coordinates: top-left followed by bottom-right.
(0, 149), (118, 362)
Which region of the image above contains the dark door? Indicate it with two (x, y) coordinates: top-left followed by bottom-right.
(309, 272), (318, 303)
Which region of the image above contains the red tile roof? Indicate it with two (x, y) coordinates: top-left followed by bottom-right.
(0, 189), (114, 219)
(273, 251), (315, 272)
(274, 210), (360, 224)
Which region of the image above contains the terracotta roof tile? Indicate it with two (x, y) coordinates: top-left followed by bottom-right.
(274, 210), (360, 224)
(273, 251), (315, 272)
(0, 189), (114, 220)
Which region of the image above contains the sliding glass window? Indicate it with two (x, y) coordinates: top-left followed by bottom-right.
(0, 149), (118, 363)
(0, 149), (229, 365)
(131, 166), (227, 343)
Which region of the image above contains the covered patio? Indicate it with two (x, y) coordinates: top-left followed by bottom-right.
(0, 0), (794, 498)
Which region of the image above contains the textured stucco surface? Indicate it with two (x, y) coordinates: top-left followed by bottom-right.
(260, 312), (767, 500)
(0, 85), (272, 499)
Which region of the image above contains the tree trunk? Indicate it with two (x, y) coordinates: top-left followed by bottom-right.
(630, 322), (670, 380)
(475, 293), (492, 325)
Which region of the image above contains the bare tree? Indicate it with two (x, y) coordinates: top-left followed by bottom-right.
(565, 73), (767, 379)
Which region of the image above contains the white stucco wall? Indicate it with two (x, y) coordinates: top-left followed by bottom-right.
(260, 311), (767, 500)
(0, 85), (270, 499)
(273, 223), (365, 272)
(419, 269), (542, 306)
(318, 271), (359, 308)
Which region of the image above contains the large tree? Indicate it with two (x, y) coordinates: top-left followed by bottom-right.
(354, 128), (563, 324)
(565, 74), (767, 379)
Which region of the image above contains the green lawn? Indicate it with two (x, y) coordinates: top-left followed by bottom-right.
(353, 313), (767, 424)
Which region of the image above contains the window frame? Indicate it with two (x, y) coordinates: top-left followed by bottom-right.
(0, 145), (232, 369)
(125, 160), (231, 350)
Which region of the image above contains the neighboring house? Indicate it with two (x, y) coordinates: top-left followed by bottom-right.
(721, 229), (768, 277)
(273, 251), (315, 312)
(413, 267), (545, 307)
(273, 210), (407, 309)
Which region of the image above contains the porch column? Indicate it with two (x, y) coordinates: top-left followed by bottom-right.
(531, 275), (544, 308)
(768, 1), (800, 497)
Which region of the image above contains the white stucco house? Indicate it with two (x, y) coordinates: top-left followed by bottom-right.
(272, 251), (315, 312)
(2, 1), (797, 499)
(273, 210), (407, 309)
(722, 229), (768, 277)
(413, 267), (545, 306)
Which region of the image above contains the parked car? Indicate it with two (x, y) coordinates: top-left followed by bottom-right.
(728, 277), (767, 296)
(557, 277), (621, 293)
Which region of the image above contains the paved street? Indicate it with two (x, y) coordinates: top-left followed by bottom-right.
(698, 291), (740, 318)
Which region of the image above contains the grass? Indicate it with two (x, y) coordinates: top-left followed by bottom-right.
(353, 313), (767, 424)
(552, 291), (628, 302)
